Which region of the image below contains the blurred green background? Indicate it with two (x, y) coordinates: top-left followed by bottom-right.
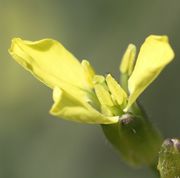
(0, 0), (179, 177)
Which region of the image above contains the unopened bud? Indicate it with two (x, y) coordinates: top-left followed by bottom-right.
(157, 138), (180, 178)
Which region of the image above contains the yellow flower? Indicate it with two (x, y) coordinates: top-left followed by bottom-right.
(9, 35), (174, 124)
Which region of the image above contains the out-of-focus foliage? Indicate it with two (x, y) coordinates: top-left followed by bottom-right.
(0, 0), (180, 178)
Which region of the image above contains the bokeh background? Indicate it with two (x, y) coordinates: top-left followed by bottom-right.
(0, 0), (179, 177)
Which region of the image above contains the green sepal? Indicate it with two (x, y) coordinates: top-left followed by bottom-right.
(101, 112), (162, 167)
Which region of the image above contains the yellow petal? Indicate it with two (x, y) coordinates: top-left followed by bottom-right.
(126, 35), (175, 110)
(9, 38), (90, 90)
(106, 74), (127, 106)
(50, 87), (119, 124)
(120, 44), (136, 76)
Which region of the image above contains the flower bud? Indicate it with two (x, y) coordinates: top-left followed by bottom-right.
(157, 138), (180, 178)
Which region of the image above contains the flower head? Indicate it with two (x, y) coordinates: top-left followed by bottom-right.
(9, 35), (174, 124)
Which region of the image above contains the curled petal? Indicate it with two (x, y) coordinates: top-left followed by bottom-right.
(50, 87), (119, 124)
(9, 38), (90, 90)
